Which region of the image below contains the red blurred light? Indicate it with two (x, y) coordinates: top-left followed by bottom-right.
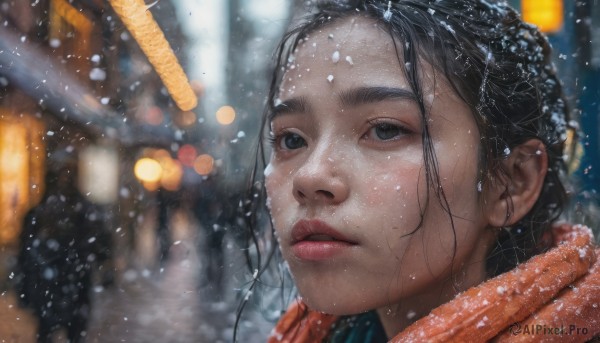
(177, 144), (197, 166)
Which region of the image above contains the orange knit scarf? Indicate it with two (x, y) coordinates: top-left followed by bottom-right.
(268, 224), (600, 342)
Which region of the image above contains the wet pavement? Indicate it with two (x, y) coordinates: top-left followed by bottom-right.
(0, 209), (273, 342)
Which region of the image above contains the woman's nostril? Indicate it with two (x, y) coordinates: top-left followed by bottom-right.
(317, 190), (335, 199)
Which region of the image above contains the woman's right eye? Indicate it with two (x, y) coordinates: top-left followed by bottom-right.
(273, 132), (306, 150)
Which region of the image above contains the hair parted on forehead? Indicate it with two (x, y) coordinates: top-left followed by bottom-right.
(260, 0), (571, 275)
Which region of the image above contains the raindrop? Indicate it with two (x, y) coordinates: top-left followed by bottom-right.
(383, 1), (392, 21)
(332, 50), (340, 63)
(440, 21), (455, 34)
(89, 68), (106, 81)
(43, 268), (55, 280)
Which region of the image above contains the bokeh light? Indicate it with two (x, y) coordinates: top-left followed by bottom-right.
(177, 144), (197, 167)
(190, 79), (205, 98)
(193, 154), (214, 176)
(144, 106), (164, 126)
(521, 0), (563, 33)
(159, 158), (183, 191)
(215, 105), (235, 125)
(134, 157), (162, 183)
(175, 110), (197, 127)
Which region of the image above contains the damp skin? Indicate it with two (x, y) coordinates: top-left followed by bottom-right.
(265, 16), (497, 335)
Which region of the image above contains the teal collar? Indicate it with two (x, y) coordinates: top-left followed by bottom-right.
(327, 311), (388, 343)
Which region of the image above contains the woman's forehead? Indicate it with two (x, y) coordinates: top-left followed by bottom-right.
(278, 15), (458, 108)
(279, 17), (404, 98)
(290, 16), (396, 70)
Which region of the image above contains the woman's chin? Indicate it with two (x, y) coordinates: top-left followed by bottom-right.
(299, 293), (373, 316)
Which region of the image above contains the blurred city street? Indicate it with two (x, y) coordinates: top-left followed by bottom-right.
(0, 209), (272, 343)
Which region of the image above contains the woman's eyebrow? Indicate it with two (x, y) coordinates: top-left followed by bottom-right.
(269, 97), (309, 121)
(339, 86), (417, 107)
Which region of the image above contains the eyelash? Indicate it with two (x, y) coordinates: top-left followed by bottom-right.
(363, 119), (412, 142)
(266, 132), (279, 147)
(267, 129), (305, 150)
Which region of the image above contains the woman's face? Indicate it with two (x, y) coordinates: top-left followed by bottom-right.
(265, 16), (496, 327)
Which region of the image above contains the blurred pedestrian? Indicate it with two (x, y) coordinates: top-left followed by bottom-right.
(193, 176), (229, 296)
(156, 188), (179, 266)
(13, 149), (112, 343)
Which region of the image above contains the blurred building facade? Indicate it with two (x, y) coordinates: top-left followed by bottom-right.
(0, 0), (184, 277)
(0, 0), (293, 286)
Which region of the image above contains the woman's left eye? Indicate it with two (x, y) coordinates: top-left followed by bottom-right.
(366, 122), (408, 141)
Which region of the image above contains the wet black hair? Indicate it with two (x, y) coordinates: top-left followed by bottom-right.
(234, 0), (572, 339)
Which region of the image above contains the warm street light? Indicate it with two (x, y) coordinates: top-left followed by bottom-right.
(158, 157), (183, 191)
(193, 154), (214, 176)
(522, 0), (564, 33)
(134, 157), (162, 184)
(216, 105), (236, 125)
(108, 0), (198, 111)
(0, 112), (45, 245)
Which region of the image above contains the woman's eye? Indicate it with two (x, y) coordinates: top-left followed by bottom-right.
(370, 123), (404, 141)
(279, 132), (306, 150)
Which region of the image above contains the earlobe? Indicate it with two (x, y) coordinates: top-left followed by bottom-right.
(485, 140), (548, 227)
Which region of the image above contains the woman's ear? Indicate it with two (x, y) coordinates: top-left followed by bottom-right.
(484, 139), (548, 227)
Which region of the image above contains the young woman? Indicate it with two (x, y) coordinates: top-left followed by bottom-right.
(236, 1), (600, 341)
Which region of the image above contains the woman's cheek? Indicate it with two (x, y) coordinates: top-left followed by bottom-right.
(264, 171), (287, 228)
(362, 167), (421, 206)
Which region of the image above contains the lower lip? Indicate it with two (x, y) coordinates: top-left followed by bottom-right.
(291, 241), (355, 261)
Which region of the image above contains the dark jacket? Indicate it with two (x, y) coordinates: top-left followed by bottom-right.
(14, 190), (110, 326)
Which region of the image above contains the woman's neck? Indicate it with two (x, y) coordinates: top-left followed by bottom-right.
(376, 255), (489, 338)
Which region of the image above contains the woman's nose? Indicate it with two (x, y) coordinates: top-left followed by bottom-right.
(292, 148), (349, 205)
